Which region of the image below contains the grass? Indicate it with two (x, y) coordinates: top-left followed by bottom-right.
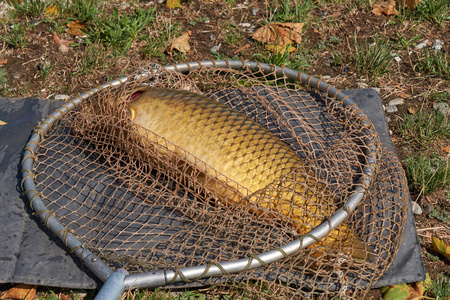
(0, 68), (7, 89)
(267, 0), (316, 23)
(73, 43), (109, 76)
(418, 49), (450, 79)
(395, 110), (450, 146)
(414, 0), (450, 26)
(428, 274), (450, 299)
(431, 91), (450, 103)
(89, 7), (155, 56)
(355, 38), (394, 81)
(406, 153), (450, 197)
(428, 207), (450, 222)
(61, 0), (103, 23)
(9, 0), (47, 18)
(1, 22), (28, 48)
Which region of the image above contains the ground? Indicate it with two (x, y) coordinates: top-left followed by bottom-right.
(0, 0), (449, 299)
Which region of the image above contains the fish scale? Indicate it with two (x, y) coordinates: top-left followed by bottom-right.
(123, 86), (373, 261)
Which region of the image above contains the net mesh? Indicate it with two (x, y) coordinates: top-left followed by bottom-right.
(32, 64), (408, 298)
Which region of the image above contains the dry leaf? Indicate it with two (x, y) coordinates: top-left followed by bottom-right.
(396, 91), (411, 98)
(372, 0), (398, 16)
(45, 4), (59, 18)
(52, 32), (73, 47)
(442, 146), (450, 153)
(432, 236), (450, 260)
(404, 0), (420, 10)
(407, 107), (416, 114)
(0, 284), (37, 300)
(166, 0), (182, 9)
(169, 31), (191, 53)
(67, 20), (87, 37)
(0, 58), (7, 65)
(253, 23), (304, 51)
(0, 120), (7, 125)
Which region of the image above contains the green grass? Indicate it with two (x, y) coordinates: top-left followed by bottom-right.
(419, 49), (450, 79)
(428, 207), (450, 222)
(61, 0), (103, 23)
(267, 0), (316, 23)
(395, 32), (423, 49)
(252, 45), (312, 72)
(39, 62), (53, 82)
(431, 90), (450, 103)
(415, 0), (450, 26)
(73, 43), (108, 75)
(1, 22), (29, 49)
(89, 7), (156, 56)
(395, 110), (450, 146)
(355, 38), (394, 81)
(0, 68), (7, 88)
(406, 153), (450, 196)
(9, 0), (48, 18)
(428, 274), (450, 299)
(223, 22), (244, 46)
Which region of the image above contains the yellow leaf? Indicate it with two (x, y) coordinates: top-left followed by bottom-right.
(169, 31), (191, 53)
(166, 0), (182, 9)
(67, 20), (87, 37)
(0, 120), (7, 125)
(265, 44), (296, 54)
(432, 236), (450, 260)
(0, 284), (37, 300)
(407, 107), (416, 114)
(45, 3), (59, 18)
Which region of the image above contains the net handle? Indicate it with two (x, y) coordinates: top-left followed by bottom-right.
(20, 60), (378, 291)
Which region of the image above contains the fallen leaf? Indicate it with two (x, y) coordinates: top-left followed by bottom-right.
(52, 32), (73, 47)
(404, 0), (420, 10)
(0, 284), (37, 300)
(396, 91), (411, 98)
(265, 44), (296, 54)
(0, 120), (7, 125)
(169, 31), (191, 53)
(372, 0), (398, 16)
(0, 58), (7, 65)
(253, 23), (304, 52)
(67, 20), (87, 37)
(443, 146), (450, 153)
(380, 273), (431, 300)
(407, 107), (416, 114)
(166, 0), (182, 9)
(432, 236), (450, 260)
(45, 3), (59, 18)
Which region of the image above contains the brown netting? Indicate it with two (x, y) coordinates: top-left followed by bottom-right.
(32, 64), (408, 298)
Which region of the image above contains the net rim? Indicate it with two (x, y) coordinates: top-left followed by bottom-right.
(21, 60), (379, 289)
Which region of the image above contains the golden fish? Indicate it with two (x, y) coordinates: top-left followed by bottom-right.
(122, 86), (373, 261)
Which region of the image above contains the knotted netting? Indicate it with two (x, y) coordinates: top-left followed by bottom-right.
(24, 61), (408, 298)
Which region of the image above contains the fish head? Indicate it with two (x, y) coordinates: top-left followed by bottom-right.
(122, 86), (152, 120)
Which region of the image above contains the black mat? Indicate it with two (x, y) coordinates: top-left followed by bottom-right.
(0, 89), (425, 289)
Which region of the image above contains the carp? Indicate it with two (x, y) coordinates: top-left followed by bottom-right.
(120, 86), (373, 261)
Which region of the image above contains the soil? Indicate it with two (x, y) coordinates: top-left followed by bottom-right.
(0, 0), (449, 298)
